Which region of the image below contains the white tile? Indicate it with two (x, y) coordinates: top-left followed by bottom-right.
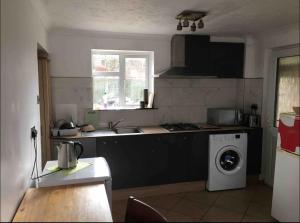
(52, 76), (263, 126)
(155, 87), (173, 107)
(171, 107), (193, 123)
(189, 107), (207, 123)
(155, 78), (173, 88)
(204, 87), (237, 107)
(191, 78), (238, 88)
(168, 79), (193, 88)
(154, 106), (176, 124)
(171, 88), (206, 106)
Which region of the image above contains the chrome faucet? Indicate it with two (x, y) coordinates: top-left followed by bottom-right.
(108, 119), (124, 130)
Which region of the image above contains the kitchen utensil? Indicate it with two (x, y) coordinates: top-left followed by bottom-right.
(81, 124), (96, 132)
(60, 121), (75, 129)
(58, 128), (80, 136)
(51, 128), (59, 137)
(249, 115), (260, 128)
(147, 93), (154, 108)
(144, 89), (149, 105)
(248, 104), (261, 128)
(140, 101), (145, 109)
(57, 141), (84, 169)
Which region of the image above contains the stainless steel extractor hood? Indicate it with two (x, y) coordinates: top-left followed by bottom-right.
(158, 34), (214, 78)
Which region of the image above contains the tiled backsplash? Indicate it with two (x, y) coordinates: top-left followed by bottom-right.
(51, 77), (263, 127)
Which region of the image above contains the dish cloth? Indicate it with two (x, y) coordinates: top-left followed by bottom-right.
(47, 161), (92, 175)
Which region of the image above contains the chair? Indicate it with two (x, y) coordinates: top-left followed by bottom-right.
(125, 196), (168, 222)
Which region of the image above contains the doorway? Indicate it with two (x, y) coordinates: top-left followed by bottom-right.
(38, 47), (53, 167)
(263, 45), (300, 186)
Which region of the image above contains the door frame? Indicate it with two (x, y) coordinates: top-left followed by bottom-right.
(262, 44), (299, 186)
(266, 45), (299, 128)
(38, 48), (52, 167)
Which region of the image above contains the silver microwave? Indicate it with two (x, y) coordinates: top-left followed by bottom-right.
(207, 108), (242, 126)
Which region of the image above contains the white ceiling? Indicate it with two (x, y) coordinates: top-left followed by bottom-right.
(36, 0), (299, 36)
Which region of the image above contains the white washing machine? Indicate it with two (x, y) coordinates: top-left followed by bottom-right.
(207, 133), (247, 191)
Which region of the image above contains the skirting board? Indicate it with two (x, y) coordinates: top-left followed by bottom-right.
(112, 176), (261, 201)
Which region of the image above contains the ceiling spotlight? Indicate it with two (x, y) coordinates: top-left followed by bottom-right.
(182, 18), (189, 27)
(175, 10), (207, 32)
(190, 22), (196, 32)
(198, 19), (204, 29)
(177, 20), (182, 31)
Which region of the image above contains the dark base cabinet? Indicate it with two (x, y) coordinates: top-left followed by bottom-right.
(96, 133), (209, 189)
(188, 133), (209, 181)
(96, 136), (148, 189)
(96, 129), (262, 190)
(146, 135), (169, 186)
(246, 128), (263, 175)
(167, 134), (190, 183)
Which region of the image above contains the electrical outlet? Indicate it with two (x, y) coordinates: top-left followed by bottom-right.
(31, 126), (37, 139)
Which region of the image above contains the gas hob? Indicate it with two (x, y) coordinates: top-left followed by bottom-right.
(160, 123), (200, 132)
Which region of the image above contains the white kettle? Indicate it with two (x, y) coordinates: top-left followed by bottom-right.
(57, 141), (84, 169)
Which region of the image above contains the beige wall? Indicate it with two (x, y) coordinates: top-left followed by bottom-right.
(1, 0), (48, 221)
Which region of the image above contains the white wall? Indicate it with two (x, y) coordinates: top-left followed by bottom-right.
(254, 24), (299, 186)
(49, 28), (171, 76)
(49, 29), (260, 78)
(49, 28), (263, 127)
(1, 0), (48, 221)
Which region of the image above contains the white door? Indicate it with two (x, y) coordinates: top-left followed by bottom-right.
(262, 46), (299, 186)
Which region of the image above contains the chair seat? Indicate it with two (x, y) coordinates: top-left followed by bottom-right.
(125, 196), (168, 222)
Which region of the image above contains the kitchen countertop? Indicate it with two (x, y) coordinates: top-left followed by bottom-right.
(52, 124), (257, 140)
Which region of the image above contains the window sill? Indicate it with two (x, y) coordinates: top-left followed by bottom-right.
(94, 107), (158, 111)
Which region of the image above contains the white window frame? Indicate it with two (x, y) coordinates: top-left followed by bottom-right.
(91, 49), (154, 110)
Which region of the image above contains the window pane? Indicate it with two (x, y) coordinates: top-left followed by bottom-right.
(275, 56), (300, 126)
(125, 58), (147, 105)
(93, 77), (119, 109)
(92, 55), (119, 73)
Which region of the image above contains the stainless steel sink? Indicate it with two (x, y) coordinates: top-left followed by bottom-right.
(81, 129), (116, 137)
(113, 127), (142, 134)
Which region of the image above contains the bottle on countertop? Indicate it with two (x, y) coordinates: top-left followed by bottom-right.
(249, 104), (261, 128)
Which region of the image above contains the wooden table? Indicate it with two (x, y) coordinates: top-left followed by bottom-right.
(13, 183), (113, 222)
(39, 157), (112, 208)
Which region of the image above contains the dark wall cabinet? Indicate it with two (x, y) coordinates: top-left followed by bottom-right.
(96, 129), (262, 189)
(185, 35), (211, 75)
(170, 35), (245, 78)
(210, 42), (245, 78)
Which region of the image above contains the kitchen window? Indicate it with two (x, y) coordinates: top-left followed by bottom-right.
(92, 49), (154, 110)
(274, 55), (300, 127)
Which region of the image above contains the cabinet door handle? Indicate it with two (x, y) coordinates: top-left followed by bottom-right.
(114, 141), (118, 144)
(103, 141), (107, 145)
(183, 137), (187, 140)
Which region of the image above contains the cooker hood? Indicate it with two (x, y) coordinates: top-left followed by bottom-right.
(158, 35), (212, 78)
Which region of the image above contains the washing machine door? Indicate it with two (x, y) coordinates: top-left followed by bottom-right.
(215, 145), (244, 175)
